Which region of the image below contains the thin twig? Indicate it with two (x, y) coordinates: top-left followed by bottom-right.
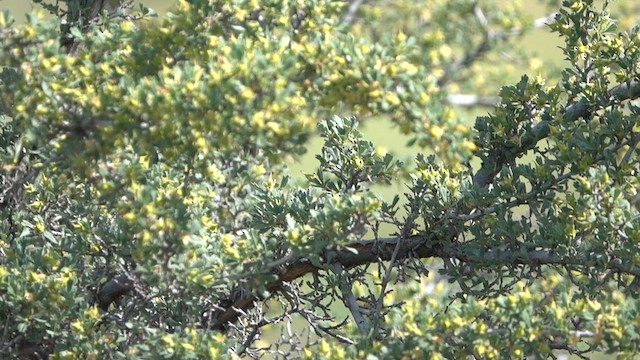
(437, 11), (557, 87)
(370, 234), (403, 338)
(332, 263), (370, 335)
(341, 0), (366, 25)
(618, 132), (640, 167)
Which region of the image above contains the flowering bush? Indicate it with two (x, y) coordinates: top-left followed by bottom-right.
(1, 0), (639, 358)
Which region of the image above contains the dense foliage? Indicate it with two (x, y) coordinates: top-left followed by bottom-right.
(1, 0), (640, 358)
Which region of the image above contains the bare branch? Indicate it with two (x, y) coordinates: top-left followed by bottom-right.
(370, 235), (403, 337)
(437, 11), (557, 87)
(446, 94), (500, 107)
(332, 263), (370, 335)
(619, 132), (640, 167)
(341, 0), (366, 25)
(209, 227), (640, 330)
(437, 3), (491, 87)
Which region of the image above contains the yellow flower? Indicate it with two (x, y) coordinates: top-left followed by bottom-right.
(71, 320), (84, 334)
(240, 87), (255, 100)
(123, 212), (136, 223)
(353, 156), (364, 169)
(162, 334), (175, 347)
(85, 306), (101, 322)
(220, 233), (234, 247)
(207, 165), (225, 183)
(374, 146), (388, 157)
(461, 140), (477, 152)
(443, 108), (455, 121)
(429, 125), (444, 139)
(198, 273), (214, 285)
(439, 45), (452, 59)
(34, 221), (45, 233)
(385, 92), (400, 106)
(369, 89), (383, 99)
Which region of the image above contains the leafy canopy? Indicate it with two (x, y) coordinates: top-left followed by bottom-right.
(1, 0), (640, 359)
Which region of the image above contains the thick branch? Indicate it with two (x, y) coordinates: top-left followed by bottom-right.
(209, 235), (640, 330)
(453, 247), (640, 277)
(472, 80), (640, 187)
(209, 236), (439, 330)
(97, 274), (133, 311)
